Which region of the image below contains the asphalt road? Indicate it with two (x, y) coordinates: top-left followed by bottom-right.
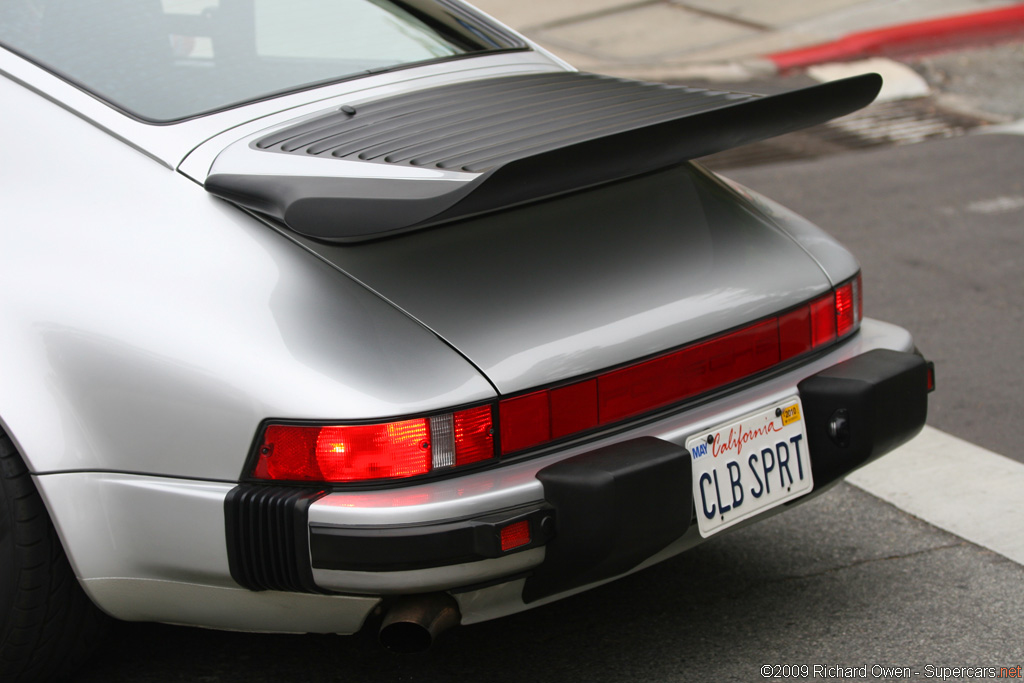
(74, 124), (1024, 682)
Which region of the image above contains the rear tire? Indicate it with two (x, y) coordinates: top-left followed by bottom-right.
(0, 430), (111, 681)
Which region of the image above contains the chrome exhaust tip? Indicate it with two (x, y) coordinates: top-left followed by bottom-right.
(378, 593), (461, 654)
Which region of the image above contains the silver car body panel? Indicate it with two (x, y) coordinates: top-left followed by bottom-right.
(33, 318), (912, 632)
(0, 71), (497, 479)
(85, 578), (380, 635)
(721, 176), (862, 285)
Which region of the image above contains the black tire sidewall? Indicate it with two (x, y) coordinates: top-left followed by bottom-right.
(0, 442), (22, 648)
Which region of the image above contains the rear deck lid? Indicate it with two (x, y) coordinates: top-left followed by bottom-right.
(204, 71), (879, 393)
(295, 163), (835, 394)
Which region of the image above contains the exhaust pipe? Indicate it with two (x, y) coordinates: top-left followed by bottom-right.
(378, 593), (461, 654)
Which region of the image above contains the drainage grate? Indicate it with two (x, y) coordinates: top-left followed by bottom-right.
(699, 96), (994, 170)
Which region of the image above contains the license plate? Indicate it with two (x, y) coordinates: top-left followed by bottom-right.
(687, 397), (812, 537)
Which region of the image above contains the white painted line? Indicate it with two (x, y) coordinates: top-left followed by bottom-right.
(807, 57), (931, 102)
(977, 119), (1024, 136)
(847, 426), (1024, 565)
(965, 195), (1024, 215)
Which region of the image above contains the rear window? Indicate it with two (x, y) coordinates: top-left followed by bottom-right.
(0, 0), (520, 121)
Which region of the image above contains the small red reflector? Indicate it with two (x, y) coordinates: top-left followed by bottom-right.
(926, 362), (936, 393)
(500, 520), (531, 552)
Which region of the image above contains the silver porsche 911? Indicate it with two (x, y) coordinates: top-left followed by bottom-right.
(0, 0), (933, 678)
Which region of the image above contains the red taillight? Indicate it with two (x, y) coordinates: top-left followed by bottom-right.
(254, 278), (864, 476)
(453, 405), (495, 465)
(253, 407), (494, 483)
(835, 281), (857, 337)
(255, 425), (322, 480)
(498, 276), (862, 455)
(315, 421), (431, 481)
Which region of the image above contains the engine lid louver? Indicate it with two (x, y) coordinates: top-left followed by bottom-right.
(205, 71), (881, 242)
(250, 73), (759, 173)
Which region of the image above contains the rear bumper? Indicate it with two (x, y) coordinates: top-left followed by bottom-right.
(36, 319), (929, 633)
(228, 337), (930, 603)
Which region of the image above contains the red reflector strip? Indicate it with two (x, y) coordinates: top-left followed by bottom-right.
(500, 520), (531, 552)
(550, 379), (598, 439)
(810, 293), (837, 348)
(499, 391), (551, 454)
(599, 348), (686, 425)
(498, 278), (861, 455)
(597, 319), (781, 425)
(778, 305), (812, 361)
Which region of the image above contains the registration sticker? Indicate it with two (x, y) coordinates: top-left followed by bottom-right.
(687, 397), (812, 537)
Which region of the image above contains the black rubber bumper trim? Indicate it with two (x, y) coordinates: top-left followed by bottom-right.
(798, 348), (930, 489)
(523, 437), (693, 603)
(309, 506), (554, 572)
(225, 485), (328, 593)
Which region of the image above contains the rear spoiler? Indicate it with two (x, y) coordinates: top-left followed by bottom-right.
(205, 72), (881, 242)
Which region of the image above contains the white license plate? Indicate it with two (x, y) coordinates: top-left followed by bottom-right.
(687, 397), (812, 537)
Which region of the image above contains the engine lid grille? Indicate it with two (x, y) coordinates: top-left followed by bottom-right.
(253, 72), (758, 173)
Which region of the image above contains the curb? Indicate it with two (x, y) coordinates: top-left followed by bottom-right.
(767, 3), (1024, 72)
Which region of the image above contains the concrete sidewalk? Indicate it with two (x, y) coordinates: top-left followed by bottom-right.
(470, 0), (1024, 81)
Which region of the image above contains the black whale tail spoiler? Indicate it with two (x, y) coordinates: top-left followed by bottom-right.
(205, 72), (882, 242)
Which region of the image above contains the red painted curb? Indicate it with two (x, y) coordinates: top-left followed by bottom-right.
(767, 3), (1024, 71)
